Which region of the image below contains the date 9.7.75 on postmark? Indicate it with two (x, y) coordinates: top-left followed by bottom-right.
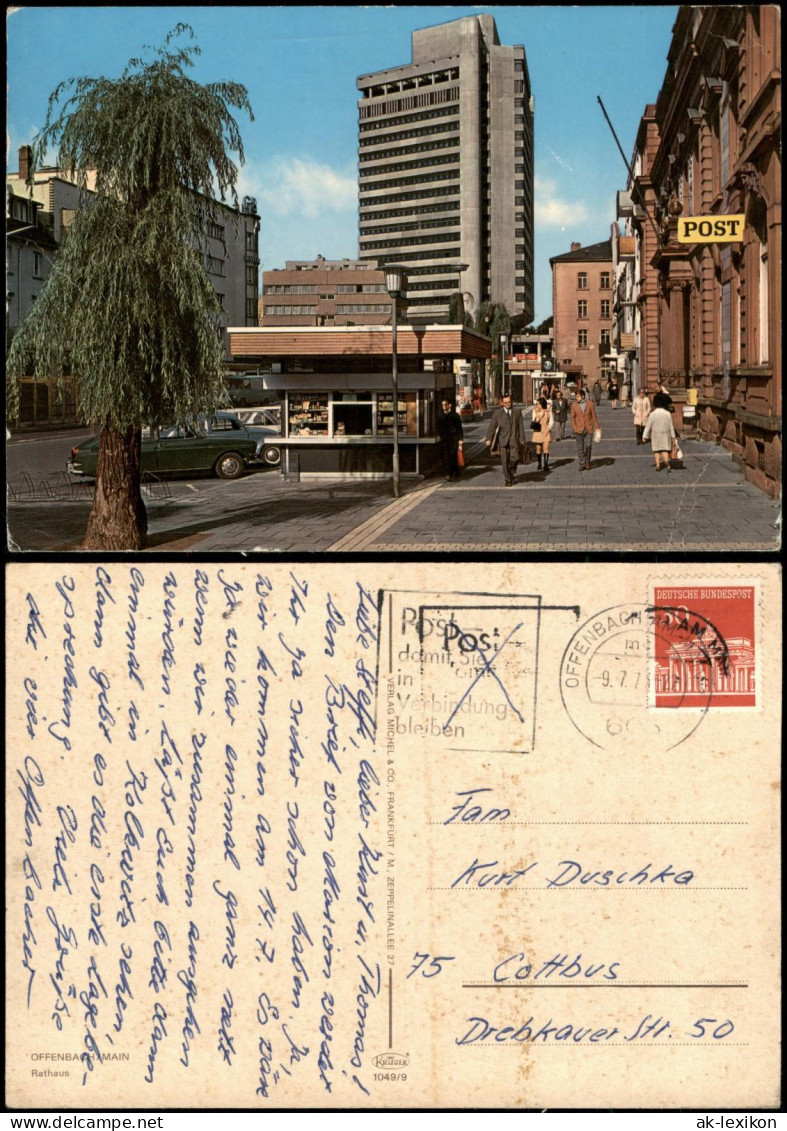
(651, 584), (757, 710)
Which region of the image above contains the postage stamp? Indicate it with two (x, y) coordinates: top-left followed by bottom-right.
(650, 584), (757, 709)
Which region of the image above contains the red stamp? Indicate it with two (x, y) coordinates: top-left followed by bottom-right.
(651, 585), (757, 708)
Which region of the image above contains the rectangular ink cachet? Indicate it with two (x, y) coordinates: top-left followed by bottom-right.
(651, 584), (758, 709)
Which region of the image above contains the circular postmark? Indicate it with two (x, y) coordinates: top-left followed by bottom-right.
(560, 603), (730, 750)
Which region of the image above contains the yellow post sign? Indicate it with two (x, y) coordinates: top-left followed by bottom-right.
(677, 214), (745, 243)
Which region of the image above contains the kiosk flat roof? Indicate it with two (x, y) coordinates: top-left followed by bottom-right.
(228, 324), (492, 360)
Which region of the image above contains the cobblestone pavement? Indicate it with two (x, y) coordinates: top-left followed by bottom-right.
(6, 401), (780, 552)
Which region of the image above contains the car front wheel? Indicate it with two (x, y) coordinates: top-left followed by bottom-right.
(214, 452), (246, 480)
(260, 445), (281, 467)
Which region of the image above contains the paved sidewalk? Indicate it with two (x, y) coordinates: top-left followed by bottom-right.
(366, 403), (781, 552)
(6, 402), (780, 552)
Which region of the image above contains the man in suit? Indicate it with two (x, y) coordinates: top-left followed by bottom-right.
(485, 393), (526, 487)
(438, 398), (464, 480)
(570, 386), (600, 472)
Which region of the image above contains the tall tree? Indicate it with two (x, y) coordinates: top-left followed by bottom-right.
(474, 302), (512, 400)
(6, 25), (253, 549)
(447, 291), (466, 325)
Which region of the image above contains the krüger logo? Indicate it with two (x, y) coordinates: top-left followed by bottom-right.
(372, 1052), (410, 1068)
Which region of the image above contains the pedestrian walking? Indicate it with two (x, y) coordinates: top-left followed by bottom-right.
(438, 398), (464, 480)
(592, 381), (602, 406)
(552, 389), (568, 441)
(632, 390), (651, 444)
(570, 386), (600, 472)
(642, 402), (676, 472)
(608, 377), (620, 409)
(529, 396), (554, 472)
(485, 393), (526, 487)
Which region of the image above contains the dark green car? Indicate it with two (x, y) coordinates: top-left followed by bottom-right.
(68, 412), (264, 480)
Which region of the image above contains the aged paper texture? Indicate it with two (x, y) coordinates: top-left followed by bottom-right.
(5, 562), (781, 1108)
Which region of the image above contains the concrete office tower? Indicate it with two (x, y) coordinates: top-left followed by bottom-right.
(357, 14), (534, 325)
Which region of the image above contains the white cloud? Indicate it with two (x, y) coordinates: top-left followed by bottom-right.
(245, 156), (357, 220)
(534, 175), (589, 228)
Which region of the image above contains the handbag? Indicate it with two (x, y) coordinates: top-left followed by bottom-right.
(593, 428), (602, 443)
(521, 442), (532, 465)
(457, 446), (466, 468)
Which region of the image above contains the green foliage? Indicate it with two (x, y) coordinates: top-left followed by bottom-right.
(447, 291), (466, 324)
(7, 24), (253, 428)
(473, 302), (512, 354)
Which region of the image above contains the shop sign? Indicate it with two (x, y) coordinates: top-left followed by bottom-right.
(677, 214), (745, 243)
(619, 333), (636, 350)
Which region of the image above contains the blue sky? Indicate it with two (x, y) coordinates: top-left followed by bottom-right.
(7, 5), (679, 323)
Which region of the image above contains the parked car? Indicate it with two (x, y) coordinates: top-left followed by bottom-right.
(68, 412), (275, 480)
(233, 406), (281, 428)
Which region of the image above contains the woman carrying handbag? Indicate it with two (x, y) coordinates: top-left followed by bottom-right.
(530, 396), (554, 472)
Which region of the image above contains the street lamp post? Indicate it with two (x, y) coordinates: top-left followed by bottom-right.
(499, 331), (511, 398)
(384, 264), (406, 498)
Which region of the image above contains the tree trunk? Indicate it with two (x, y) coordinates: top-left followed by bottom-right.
(82, 419), (148, 550)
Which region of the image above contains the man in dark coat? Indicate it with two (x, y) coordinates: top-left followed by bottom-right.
(485, 393), (527, 487)
(438, 398), (464, 480)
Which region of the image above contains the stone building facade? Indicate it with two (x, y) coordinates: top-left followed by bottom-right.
(259, 257), (392, 327)
(550, 240), (615, 392)
(619, 6), (781, 497)
(7, 145), (260, 426)
(356, 14), (534, 325)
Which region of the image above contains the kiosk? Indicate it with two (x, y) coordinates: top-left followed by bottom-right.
(227, 325), (491, 479)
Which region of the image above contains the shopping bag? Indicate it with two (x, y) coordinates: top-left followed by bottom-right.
(457, 447), (466, 468)
(593, 428), (602, 443)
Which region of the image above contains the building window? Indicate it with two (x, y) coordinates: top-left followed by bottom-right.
(578, 330), (588, 348)
(721, 280), (731, 373)
(720, 89), (730, 189)
(246, 265), (257, 287)
(245, 298), (257, 323)
(578, 300), (587, 319)
(600, 329), (611, 346)
(759, 234), (769, 363)
(207, 221), (224, 240)
(245, 231), (257, 252)
(336, 304), (389, 314)
(206, 255), (225, 277)
(577, 272), (587, 289)
(33, 252), (43, 278)
(601, 300), (610, 318)
(600, 272), (610, 289)
(265, 305), (318, 316)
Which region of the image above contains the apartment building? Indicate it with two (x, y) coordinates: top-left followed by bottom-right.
(550, 240), (615, 391)
(614, 6), (781, 497)
(356, 13), (534, 325)
(259, 257), (393, 327)
(7, 145), (260, 424)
